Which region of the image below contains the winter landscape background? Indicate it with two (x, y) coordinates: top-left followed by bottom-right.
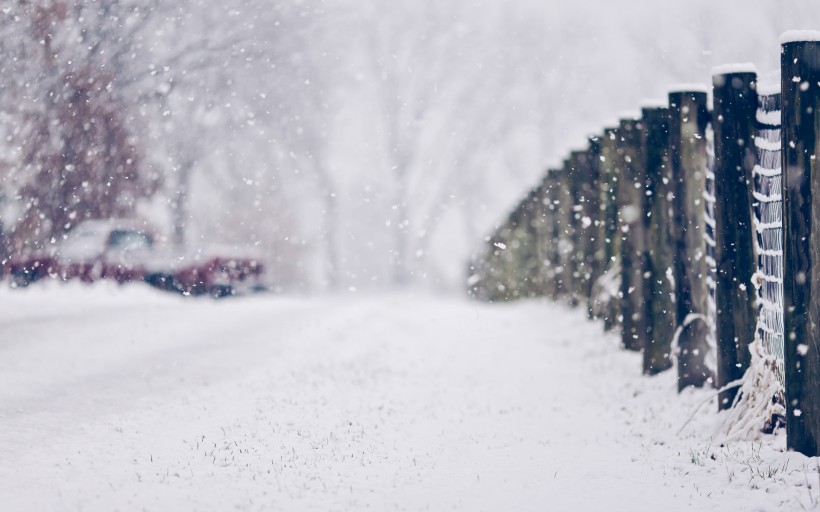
(4, 1), (820, 511)
(2, 0), (818, 292)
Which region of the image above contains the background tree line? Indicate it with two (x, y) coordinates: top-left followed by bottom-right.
(0, 0), (816, 292)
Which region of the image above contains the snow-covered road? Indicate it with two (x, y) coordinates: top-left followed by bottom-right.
(0, 284), (812, 511)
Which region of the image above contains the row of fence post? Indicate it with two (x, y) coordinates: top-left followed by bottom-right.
(466, 33), (820, 456)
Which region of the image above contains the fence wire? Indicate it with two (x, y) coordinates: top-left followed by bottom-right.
(704, 123), (718, 371)
(753, 91), (785, 384)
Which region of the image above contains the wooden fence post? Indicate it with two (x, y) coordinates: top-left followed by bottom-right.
(513, 192), (533, 299)
(524, 188), (542, 298)
(511, 192), (539, 300)
(558, 158), (579, 306)
(570, 153), (583, 304)
(642, 104), (676, 375)
(585, 136), (604, 318)
(495, 211), (517, 301)
(711, 66), (759, 408)
(618, 117), (648, 352)
(598, 127), (622, 330)
(533, 177), (552, 298)
(544, 168), (563, 300)
(669, 87), (713, 390)
(485, 225), (506, 302)
(782, 32), (820, 455)
(570, 149), (597, 310)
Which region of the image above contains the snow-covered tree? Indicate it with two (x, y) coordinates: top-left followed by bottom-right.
(3, 1), (160, 256)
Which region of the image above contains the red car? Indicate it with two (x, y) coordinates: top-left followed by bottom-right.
(7, 219), (265, 297)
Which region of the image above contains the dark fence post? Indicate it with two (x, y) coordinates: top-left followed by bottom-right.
(571, 149), (598, 311)
(782, 32), (820, 456)
(544, 168), (563, 300)
(496, 210), (518, 301)
(591, 136), (608, 320)
(518, 190), (539, 298)
(533, 176), (552, 298)
(711, 66), (759, 408)
(567, 151), (585, 306)
(669, 87), (713, 390)
(484, 225), (505, 302)
(512, 197), (531, 299)
(585, 136), (604, 318)
(597, 127), (622, 329)
(558, 158), (579, 306)
(642, 104), (676, 375)
(516, 192), (537, 299)
(618, 117), (648, 352)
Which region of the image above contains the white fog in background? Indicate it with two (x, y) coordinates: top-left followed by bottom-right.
(1, 0), (818, 292)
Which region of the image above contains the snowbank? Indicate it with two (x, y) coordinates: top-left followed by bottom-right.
(0, 285), (812, 510)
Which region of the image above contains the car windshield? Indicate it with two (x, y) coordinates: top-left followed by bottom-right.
(108, 230), (152, 251)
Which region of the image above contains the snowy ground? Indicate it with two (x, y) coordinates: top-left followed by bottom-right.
(0, 283), (816, 511)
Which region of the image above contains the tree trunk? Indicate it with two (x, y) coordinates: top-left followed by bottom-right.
(171, 160), (193, 249)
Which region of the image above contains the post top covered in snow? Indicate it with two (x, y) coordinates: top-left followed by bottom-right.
(757, 81), (781, 96)
(780, 30), (820, 44)
(544, 160), (561, 172)
(618, 111), (642, 122)
(640, 99), (668, 110)
(667, 83), (710, 94)
(711, 63), (757, 76)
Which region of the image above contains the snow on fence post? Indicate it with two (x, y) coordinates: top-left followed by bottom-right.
(641, 104), (676, 375)
(781, 31), (820, 456)
(668, 87), (714, 390)
(711, 65), (759, 409)
(618, 117), (648, 352)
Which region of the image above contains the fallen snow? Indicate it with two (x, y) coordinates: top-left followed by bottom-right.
(757, 81), (782, 97)
(0, 282), (816, 511)
(711, 63), (758, 76)
(640, 99), (669, 110)
(668, 83), (711, 94)
(780, 30), (820, 44)
(616, 111), (642, 122)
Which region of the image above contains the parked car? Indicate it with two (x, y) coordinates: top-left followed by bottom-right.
(7, 219), (265, 297)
